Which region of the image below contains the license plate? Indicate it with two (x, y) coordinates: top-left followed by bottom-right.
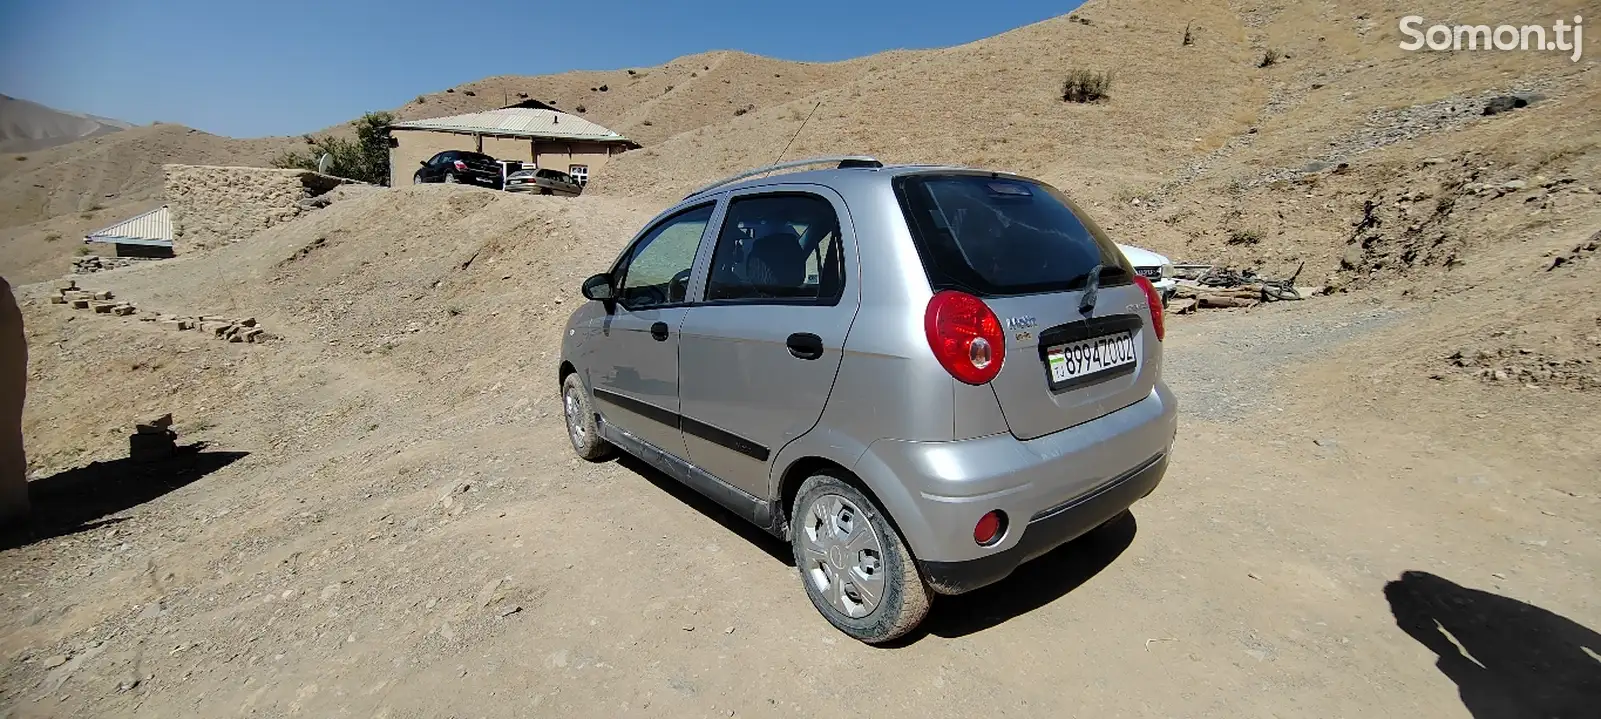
(1047, 332), (1137, 384)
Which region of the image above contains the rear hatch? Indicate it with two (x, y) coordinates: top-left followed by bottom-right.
(455, 153), (503, 178)
(894, 172), (1161, 440)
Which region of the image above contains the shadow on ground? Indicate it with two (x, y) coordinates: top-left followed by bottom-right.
(1, 443), (247, 551)
(619, 445), (1138, 642)
(615, 453), (792, 564)
(1385, 570), (1601, 718)
(911, 510), (1136, 642)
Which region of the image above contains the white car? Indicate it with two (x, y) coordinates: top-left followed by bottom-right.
(1117, 243), (1176, 305)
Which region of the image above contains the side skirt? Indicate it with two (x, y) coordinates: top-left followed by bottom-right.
(598, 416), (780, 536)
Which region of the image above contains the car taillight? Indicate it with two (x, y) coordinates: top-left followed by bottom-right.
(1133, 276), (1165, 341)
(453, 160), (467, 171)
(924, 290), (1005, 385)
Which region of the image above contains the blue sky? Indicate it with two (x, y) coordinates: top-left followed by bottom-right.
(0, 0), (1082, 138)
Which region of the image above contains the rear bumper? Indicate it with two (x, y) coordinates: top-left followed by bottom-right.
(852, 382), (1177, 592)
(920, 453), (1165, 594)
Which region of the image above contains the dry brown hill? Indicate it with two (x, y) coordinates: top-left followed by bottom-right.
(0, 94), (132, 154)
(0, 124), (298, 284)
(363, 50), (900, 148)
(5, 1), (1601, 714)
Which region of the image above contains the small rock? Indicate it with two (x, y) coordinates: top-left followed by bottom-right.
(1501, 180), (1527, 191)
(1421, 157), (1445, 166)
(725, 626), (735, 634)
(1490, 572), (1506, 579)
(1482, 95), (1529, 116)
(42, 655), (68, 669)
(498, 605), (523, 618)
(682, 625), (695, 632)
(1313, 438), (1337, 447)
(1247, 572), (1262, 581)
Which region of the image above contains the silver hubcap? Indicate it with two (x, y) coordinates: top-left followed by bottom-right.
(564, 387), (586, 447)
(799, 494), (886, 618)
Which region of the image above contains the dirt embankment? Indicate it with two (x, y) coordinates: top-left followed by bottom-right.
(163, 165), (367, 254)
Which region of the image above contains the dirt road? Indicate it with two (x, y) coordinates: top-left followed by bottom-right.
(3, 291), (1596, 718)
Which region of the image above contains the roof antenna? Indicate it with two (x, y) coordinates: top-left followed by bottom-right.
(765, 101), (822, 177)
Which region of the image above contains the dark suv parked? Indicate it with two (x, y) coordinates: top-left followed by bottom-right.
(413, 151), (505, 189)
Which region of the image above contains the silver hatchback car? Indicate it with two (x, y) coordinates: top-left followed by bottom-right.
(559, 156), (1177, 643)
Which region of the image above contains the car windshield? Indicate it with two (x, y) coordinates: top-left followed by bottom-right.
(893, 173), (1129, 296)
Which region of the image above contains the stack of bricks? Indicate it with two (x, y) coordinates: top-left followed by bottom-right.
(140, 313), (271, 343)
(49, 279), (137, 315)
(130, 413), (177, 463)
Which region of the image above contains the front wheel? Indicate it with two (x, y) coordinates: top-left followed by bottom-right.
(791, 474), (930, 644)
(413, 172), (425, 184)
(562, 374), (613, 461)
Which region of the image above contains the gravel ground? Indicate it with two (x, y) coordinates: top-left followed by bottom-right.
(1163, 298), (1405, 420)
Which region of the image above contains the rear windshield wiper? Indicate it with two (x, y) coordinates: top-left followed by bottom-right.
(1078, 264), (1105, 314)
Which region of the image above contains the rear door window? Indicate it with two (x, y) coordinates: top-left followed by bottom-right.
(704, 193), (844, 304)
(893, 174), (1130, 297)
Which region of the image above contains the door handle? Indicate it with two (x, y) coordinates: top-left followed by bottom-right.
(650, 321), (670, 341)
(786, 333), (824, 360)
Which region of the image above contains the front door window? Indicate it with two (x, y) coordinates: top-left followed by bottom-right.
(615, 204), (714, 309)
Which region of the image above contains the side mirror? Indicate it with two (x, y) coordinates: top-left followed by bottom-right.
(419, 160), (429, 167)
(581, 273), (615, 302)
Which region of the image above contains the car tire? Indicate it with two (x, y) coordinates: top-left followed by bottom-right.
(791, 474), (930, 644)
(561, 373), (613, 462)
(443, 172), (459, 184)
(413, 172), (425, 185)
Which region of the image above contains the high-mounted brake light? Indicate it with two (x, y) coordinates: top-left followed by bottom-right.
(1132, 276), (1165, 341)
(924, 290), (1006, 384)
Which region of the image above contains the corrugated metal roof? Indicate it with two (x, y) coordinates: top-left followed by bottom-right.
(85, 205), (172, 246)
(390, 108), (634, 144)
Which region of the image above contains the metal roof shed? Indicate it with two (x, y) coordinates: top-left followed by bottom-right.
(389, 108), (638, 145)
(84, 205), (174, 258)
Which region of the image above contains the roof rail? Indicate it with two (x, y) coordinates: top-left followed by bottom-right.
(683, 155), (883, 199)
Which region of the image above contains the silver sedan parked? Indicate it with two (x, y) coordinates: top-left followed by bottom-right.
(504, 168), (583, 196)
(557, 156), (1177, 643)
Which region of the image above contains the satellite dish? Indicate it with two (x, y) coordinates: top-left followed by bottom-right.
(316, 152), (332, 174)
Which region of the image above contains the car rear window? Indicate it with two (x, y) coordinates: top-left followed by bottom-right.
(893, 173), (1130, 297)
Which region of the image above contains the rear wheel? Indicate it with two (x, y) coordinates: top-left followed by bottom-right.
(561, 374), (612, 461)
(443, 172), (459, 184)
(791, 474), (930, 644)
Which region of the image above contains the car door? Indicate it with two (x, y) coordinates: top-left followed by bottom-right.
(588, 202), (718, 459)
(421, 152), (451, 182)
(677, 188), (859, 499)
